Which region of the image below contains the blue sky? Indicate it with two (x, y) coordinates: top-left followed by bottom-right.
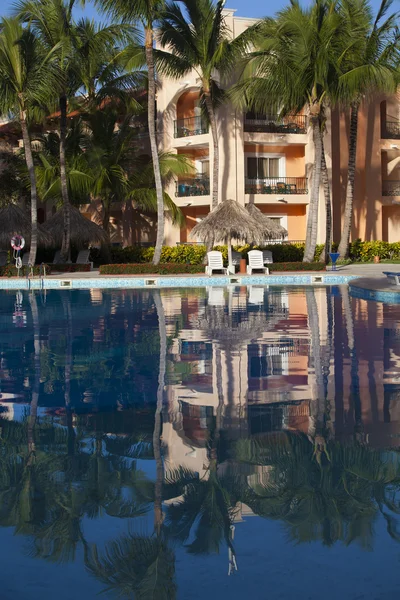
(2, 0), (393, 20)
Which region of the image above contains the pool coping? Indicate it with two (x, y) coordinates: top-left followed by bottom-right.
(349, 276), (400, 304)
(0, 273), (359, 290)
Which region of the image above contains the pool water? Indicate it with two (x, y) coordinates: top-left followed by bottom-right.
(0, 286), (399, 600)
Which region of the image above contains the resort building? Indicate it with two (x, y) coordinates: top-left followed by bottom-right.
(156, 8), (400, 247)
(0, 8), (399, 247)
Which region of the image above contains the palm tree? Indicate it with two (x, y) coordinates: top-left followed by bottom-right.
(337, 0), (400, 259)
(237, 0), (346, 262)
(16, 0), (82, 262)
(95, 0), (167, 266)
(234, 432), (400, 548)
(83, 108), (190, 233)
(0, 18), (54, 265)
(158, 0), (251, 217)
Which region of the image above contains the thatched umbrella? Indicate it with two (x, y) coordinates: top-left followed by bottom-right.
(0, 203), (53, 249)
(246, 203), (288, 240)
(43, 206), (108, 248)
(190, 199), (265, 273)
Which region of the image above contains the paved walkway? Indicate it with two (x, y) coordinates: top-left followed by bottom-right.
(44, 263), (395, 279)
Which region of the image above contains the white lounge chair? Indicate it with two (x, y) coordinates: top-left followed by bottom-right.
(205, 251), (228, 276)
(262, 250), (273, 265)
(207, 286), (226, 306)
(248, 286), (265, 305)
(247, 250), (269, 275)
(76, 249), (91, 265)
(383, 271), (400, 285)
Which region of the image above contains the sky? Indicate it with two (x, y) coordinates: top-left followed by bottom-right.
(2, 0), (395, 20)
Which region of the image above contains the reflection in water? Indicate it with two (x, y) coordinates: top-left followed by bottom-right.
(1, 286), (400, 598)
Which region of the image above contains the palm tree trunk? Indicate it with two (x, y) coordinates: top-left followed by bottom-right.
(28, 293), (40, 460)
(20, 115), (38, 267)
(60, 94), (71, 262)
(338, 101), (359, 259)
(102, 201), (111, 233)
(304, 115), (322, 263)
(204, 93), (219, 211)
(153, 290), (166, 534)
(321, 137), (332, 263)
(145, 28), (164, 267)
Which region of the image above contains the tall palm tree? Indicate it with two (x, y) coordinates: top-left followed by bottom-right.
(337, 0), (400, 259)
(95, 0), (167, 266)
(0, 18), (54, 265)
(16, 0), (81, 262)
(238, 0), (346, 262)
(157, 0), (251, 216)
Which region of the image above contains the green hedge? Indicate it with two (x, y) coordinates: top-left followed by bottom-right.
(269, 262), (325, 272)
(0, 265), (51, 277)
(99, 261), (325, 275)
(100, 263), (204, 275)
(94, 240), (400, 267)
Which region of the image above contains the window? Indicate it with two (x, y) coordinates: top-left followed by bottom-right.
(195, 158), (210, 177)
(247, 156), (280, 179)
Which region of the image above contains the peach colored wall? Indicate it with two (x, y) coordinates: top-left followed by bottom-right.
(244, 144), (305, 177)
(257, 204), (306, 240)
(180, 206), (209, 243)
(176, 91), (199, 121)
(382, 206), (400, 242)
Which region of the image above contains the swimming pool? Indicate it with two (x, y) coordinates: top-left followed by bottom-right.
(0, 286), (399, 600)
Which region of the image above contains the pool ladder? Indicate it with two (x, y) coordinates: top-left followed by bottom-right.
(25, 263), (47, 290)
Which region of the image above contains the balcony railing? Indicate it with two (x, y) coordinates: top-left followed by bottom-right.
(174, 116), (208, 138)
(383, 180), (400, 196)
(245, 177), (308, 195)
(382, 121), (400, 139)
(244, 113), (307, 134)
(176, 176), (210, 197)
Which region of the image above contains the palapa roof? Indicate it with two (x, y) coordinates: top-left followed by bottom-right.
(246, 203), (288, 239)
(193, 304), (284, 349)
(0, 203), (53, 249)
(190, 199), (265, 245)
(43, 206), (108, 247)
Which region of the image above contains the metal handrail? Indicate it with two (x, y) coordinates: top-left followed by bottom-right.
(244, 113), (307, 134)
(176, 175), (210, 197)
(174, 116), (208, 138)
(382, 180), (400, 196)
(382, 121), (400, 139)
(245, 177), (308, 194)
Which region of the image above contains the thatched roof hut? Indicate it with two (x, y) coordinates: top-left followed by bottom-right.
(190, 199), (265, 272)
(43, 206), (108, 247)
(0, 203), (53, 249)
(246, 202), (288, 240)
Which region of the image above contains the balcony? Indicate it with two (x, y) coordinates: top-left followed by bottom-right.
(382, 121), (400, 139)
(176, 176), (210, 197)
(174, 116), (208, 138)
(245, 177), (308, 195)
(244, 113), (307, 134)
(383, 180), (400, 196)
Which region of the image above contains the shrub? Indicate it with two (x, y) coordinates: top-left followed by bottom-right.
(99, 263), (204, 275)
(268, 262), (325, 272)
(0, 264), (51, 277)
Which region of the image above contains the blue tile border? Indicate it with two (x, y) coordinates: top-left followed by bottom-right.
(0, 274), (359, 290)
(349, 283), (400, 304)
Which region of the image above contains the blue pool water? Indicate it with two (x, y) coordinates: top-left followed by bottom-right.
(0, 286), (400, 600)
